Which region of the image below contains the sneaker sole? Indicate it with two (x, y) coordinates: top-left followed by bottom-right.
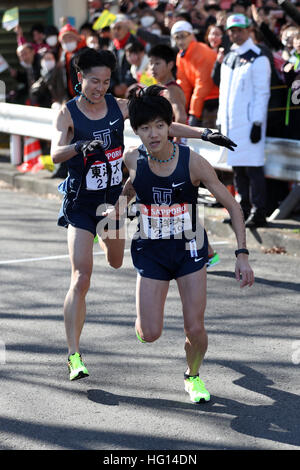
(184, 384), (210, 403)
(69, 369), (89, 381)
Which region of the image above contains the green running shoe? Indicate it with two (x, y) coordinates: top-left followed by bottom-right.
(206, 252), (220, 270)
(68, 352), (89, 381)
(184, 375), (210, 403)
(135, 328), (146, 343)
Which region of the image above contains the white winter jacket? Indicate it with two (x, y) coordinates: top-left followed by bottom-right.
(217, 38), (271, 167)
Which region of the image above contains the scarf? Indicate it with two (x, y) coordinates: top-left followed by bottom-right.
(113, 32), (130, 50)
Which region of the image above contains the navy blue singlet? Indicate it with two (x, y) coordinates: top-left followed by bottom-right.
(57, 94), (124, 233)
(131, 144), (208, 280)
(133, 143), (199, 238)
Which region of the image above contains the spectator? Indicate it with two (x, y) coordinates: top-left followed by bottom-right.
(79, 22), (94, 39)
(148, 44), (187, 126)
(109, 15), (140, 97)
(125, 17), (172, 48)
(30, 49), (68, 108)
(125, 42), (156, 87)
(170, 20), (219, 127)
(15, 23), (49, 54)
(217, 14), (271, 228)
(86, 32), (101, 50)
(280, 25), (299, 60)
(205, 24), (229, 52)
(282, 27), (300, 139)
(11, 43), (41, 105)
(44, 25), (61, 60)
(58, 24), (87, 99)
(231, 0), (251, 15)
(88, 0), (104, 22)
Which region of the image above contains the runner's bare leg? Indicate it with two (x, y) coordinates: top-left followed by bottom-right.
(64, 226), (94, 355)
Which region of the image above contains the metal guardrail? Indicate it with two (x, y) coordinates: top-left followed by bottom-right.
(0, 102), (300, 182)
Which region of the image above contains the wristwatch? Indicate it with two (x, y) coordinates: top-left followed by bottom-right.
(235, 248), (249, 257)
(201, 128), (213, 141)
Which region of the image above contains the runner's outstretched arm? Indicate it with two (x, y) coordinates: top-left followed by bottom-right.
(190, 150), (254, 288)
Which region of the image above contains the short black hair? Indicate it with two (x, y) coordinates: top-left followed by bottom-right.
(127, 85), (173, 130)
(148, 44), (176, 64)
(74, 48), (116, 74)
(30, 23), (45, 34)
(125, 41), (145, 54)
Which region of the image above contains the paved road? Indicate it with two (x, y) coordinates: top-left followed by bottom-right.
(0, 186), (299, 451)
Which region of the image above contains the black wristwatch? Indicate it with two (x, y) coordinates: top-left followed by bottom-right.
(201, 128), (213, 141)
(235, 248), (249, 257)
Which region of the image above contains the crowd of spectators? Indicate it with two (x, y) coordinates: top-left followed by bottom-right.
(2, 0), (299, 192)
(5, 0), (300, 141)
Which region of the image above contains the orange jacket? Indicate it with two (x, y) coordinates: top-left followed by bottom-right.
(176, 41), (219, 119)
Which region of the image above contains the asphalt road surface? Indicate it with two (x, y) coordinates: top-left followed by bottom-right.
(0, 186), (299, 452)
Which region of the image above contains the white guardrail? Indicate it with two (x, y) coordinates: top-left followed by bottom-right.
(0, 102), (300, 182)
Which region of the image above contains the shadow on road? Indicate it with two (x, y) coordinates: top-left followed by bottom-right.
(208, 270), (300, 292)
(88, 361), (300, 448)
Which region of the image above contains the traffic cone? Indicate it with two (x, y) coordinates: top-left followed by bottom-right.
(31, 155), (55, 173)
(17, 137), (42, 173)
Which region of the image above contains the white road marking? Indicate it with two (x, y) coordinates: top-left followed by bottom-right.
(0, 241), (229, 265)
(0, 249), (131, 265)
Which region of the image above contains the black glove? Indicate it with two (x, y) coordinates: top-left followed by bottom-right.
(203, 129), (237, 151)
(75, 139), (104, 157)
(250, 123), (261, 143)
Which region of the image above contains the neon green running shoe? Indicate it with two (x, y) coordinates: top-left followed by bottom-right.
(206, 252), (220, 270)
(184, 375), (210, 403)
(135, 328), (146, 343)
(68, 352), (89, 381)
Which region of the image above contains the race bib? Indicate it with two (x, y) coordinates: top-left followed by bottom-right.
(85, 147), (123, 190)
(139, 203), (192, 240)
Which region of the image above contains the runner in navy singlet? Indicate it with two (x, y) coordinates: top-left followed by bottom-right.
(50, 49), (238, 381)
(112, 85), (254, 403)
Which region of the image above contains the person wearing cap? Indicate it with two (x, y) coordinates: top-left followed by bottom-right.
(217, 14), (271, 228)
(58, 24), (87, 99)
(170, 20), (219, 128)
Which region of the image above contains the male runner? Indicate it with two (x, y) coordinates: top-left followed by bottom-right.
(148, 44), (220, 268)
(113, 85), (254, 403)
(51, 49), (237, 381)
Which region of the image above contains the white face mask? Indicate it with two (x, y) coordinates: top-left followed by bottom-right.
(20, 60), (32, 69)
(41, 59), (56, 72)
(151, 29), (161, 36)
(62, 41), (77, 52)
(141, 16), (155, 28)
(88, 43), (98, 49)
(46, 35), (58, 47)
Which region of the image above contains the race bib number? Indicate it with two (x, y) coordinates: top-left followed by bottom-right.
(85, 147), (122, 191)
(140, 203), (192, 239)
